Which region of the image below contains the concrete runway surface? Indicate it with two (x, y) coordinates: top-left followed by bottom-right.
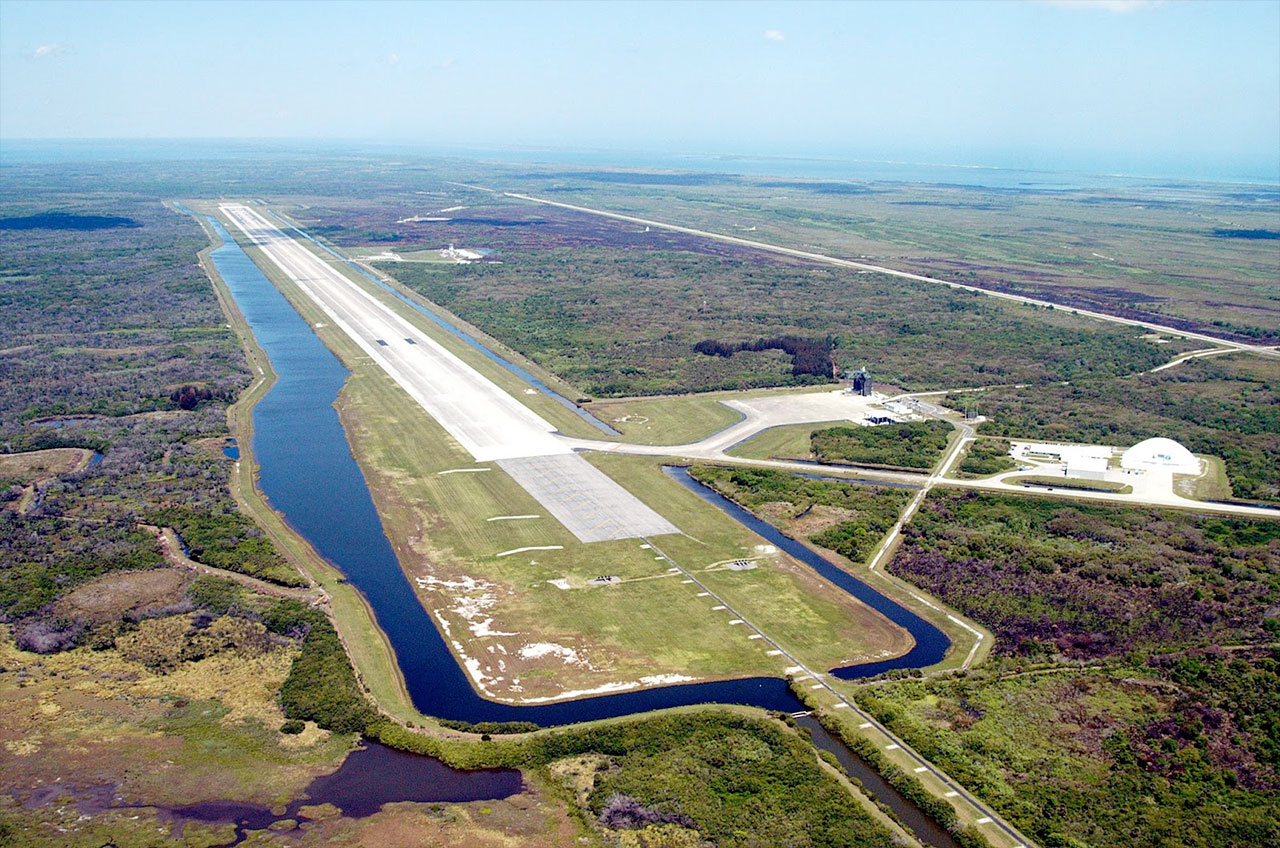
(220, 204), (677, 543)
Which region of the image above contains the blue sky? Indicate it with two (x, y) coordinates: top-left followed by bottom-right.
(2, 0), (1277, 175)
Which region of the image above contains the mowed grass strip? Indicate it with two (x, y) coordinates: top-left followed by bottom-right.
(728, 422), (837, 461)
(589, 393), (746, 445)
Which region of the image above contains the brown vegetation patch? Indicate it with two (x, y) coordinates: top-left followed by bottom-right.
(786, 504), (862, 538)
(0, 625), (344, 814)
(0, 447), (93, 483)
(284, 790), (579, 848)
(52, 568), (190, 625)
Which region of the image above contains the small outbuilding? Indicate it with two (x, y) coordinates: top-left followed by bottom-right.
(1120, 437), (1200, 475)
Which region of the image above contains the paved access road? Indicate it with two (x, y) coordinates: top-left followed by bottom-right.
(220, 204), (677, 543)
(505, 191), (1280, 360)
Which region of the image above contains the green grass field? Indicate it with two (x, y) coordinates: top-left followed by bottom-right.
(729, 422), (839, 462)
(588, 393), (747, 445)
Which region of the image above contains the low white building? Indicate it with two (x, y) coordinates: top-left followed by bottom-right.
(1066, 454), (1110, 481)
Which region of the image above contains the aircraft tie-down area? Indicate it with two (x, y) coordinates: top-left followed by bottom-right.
(220, 204), (677, 543)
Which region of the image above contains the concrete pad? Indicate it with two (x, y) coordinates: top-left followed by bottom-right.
(496, 453), (677, 543)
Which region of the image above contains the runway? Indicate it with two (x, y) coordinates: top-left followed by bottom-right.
(219, 204), (677, 543)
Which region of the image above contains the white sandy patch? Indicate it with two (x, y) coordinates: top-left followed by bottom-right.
(639, 673), (695, 686)
(515, 673), (698, 703)
(519, 642), (580, 663)
(518, 681), (639, 702)
(417, 574), (516, 637)
(547, 578), (571, 590)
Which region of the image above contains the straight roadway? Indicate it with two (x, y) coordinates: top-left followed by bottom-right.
(219, 204), (677, 543)
(503, 191), (1280, 360)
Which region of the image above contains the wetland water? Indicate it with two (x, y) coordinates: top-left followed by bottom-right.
(154, 741), (521, 847)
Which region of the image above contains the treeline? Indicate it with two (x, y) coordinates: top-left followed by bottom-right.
(151, 507), (304, 587)
(956, 438), (1017, 477)
(693, 335), (835, 379)
(268, 599), (379, 735)
(691, 465), (911, 564)
(811, 420), (954, 470)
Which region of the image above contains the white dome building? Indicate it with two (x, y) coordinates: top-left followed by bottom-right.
(1120, 437), (1200, 475)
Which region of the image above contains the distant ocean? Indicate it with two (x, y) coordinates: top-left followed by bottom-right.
(2, 138), (1276, 193)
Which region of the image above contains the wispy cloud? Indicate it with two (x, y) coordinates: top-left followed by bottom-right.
(31, 43), (66, 60)
(435, 56), (455, 69)
(387, 52), (401, 66)
(764, 29), (785, 42)
(1041, 0), (1164, 12)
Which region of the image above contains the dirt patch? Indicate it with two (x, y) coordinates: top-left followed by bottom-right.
(0, 447), (94, 483)
(292, 791), (579, 848)
(52, 568), (190, 625)
(786, 504), (862, 538)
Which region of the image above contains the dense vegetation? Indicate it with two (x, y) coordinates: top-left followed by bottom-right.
(151, 507), (302, 586)
(382, 245), (1191, 397)
(811, 420), (954, 469)
(893, 491), (1280, 660)
(952, 354), (1280, 502)
(0, 514), (163, 619)
(866, 490), (1280, 847)
(955, 438), (1017, 477)
(0, 187), (285, 642)
(377, 711), (901, 848)
(861, 660), (1279, 848)
(267, 600), (379, 735)
(691, 465), (912, 563)
(579, 714), (898, 847)
(694, 334), (835, 379)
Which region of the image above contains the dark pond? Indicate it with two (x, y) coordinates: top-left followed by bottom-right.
(0, 211), (140, 230)
(152, 741), (522, 847)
